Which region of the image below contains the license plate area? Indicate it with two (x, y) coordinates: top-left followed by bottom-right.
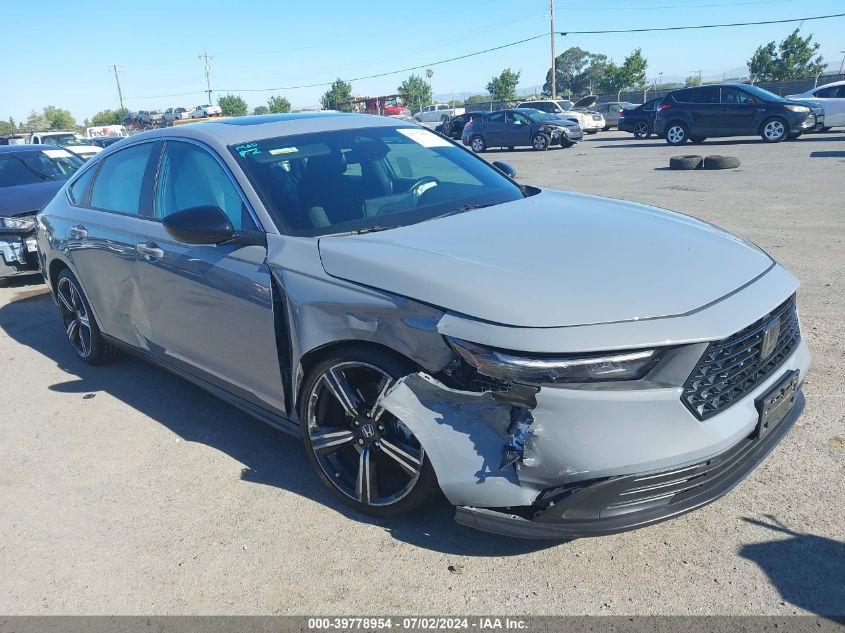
(25, 238), (38, 253)
(755, 370), (799, 438)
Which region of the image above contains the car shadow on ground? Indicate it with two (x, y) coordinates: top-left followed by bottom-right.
(593, 133), (845, 150)
(739, 516), (845, 619)
(0, 287), (560, 556)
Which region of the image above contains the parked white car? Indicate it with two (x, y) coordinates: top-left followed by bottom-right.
(787, 80), (845, 129)
(516, 96), (606, 134)
(415, 103), (465, 124)
(27, 132), (102, 161)
(190, 104), (223, 119)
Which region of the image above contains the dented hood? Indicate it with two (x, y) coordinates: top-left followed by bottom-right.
(317, 190), (773, 328)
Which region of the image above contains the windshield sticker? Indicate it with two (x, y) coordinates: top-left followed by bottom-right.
(234, 142), (260, 157)
(269, 147), (299, 155)
(397, 128), (451, 148)
(42, 149), (72, 159)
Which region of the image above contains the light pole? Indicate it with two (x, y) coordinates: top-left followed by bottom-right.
(109, 64), (125, 111)
(425, 68), (433, 107)
(199, 51), (213, 103)
(549, 0), (556, 99)
(658, 72), (663, 91)
(839, 50), (845, 74)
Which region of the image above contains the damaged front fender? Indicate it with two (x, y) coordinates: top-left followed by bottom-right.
(378, 372), (544, 508)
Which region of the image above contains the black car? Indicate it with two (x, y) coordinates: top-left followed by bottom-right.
(655, 83), (825, 145)
(0, 145), (83, 283)
(436, 113), (469, 140)
(461, 108), (583, 152)
(618, 98), (661, 138)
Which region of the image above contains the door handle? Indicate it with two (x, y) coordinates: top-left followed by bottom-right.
(68, 225), (87, 239)
(136, 242), (164, 260)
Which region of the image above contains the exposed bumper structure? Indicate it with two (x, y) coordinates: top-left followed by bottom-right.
(455, 391), (804, 539)
(0, 233), (40, 279)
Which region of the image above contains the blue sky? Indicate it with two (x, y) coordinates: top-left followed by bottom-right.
(1, 0), (844, 123)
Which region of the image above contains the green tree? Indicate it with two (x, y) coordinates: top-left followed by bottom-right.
(466, 95), (491, 104)
(685, 74), (702, 87)
(397, 74), (432, 112)
(543, 47), (597, 95)
(615, 48), (648, 91)
(321, 78), (354, 112)
(486, 68), (521, 101)
(43, 106), (77, 130)
(253, 105), (270, 115)
(218, 94), (249, 117)
(0, 119), (15, 135)
(23, 110), (49, 131)
(90, 108), (129, 127)
(748, 29), (824, 81)
(267, 95), (291, 113)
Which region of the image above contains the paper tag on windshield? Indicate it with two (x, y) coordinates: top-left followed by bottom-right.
(397, 128), (451, 148)
(42, 149), (72, 159)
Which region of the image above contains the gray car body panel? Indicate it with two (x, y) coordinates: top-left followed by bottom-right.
(318, 189), (774, 328)
(37, 113), (810, 531)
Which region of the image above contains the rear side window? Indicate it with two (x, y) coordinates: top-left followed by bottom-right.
(487, 112), (505, 123)
(672, 90), (692, 103)
(688, 87), (719, 104)
(90, 142), (156, 215)
(68, 164), (97, 205)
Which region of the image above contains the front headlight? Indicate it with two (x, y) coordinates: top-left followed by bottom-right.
(1, 217), (36, 231)
(784, 105), (810, 113)
(448, 338), (665, 385)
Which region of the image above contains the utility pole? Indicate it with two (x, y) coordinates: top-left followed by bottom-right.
(110, 64), (125, 111)
(199, 51), (213, 103)
(839, 50), (845, 74)
(426, 68), (433, 106)
(549, 0), (556, 99)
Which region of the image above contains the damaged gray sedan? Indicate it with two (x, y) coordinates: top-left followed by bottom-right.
(36, 113), (810, 538)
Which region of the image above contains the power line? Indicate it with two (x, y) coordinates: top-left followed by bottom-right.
(558, 12), (845, 34)
(127, 12), (845, 99)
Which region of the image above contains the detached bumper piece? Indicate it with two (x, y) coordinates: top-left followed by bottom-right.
(0, 233), (40, 279)
(455, 391), (804, 539)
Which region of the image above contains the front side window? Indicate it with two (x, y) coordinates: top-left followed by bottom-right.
(0, 149), (83, 188)
(232, 126), (525, 237)
(67, 163), (97, 204)
(155, 141), (255, 231)
(815, 85), (840, 98)
(89, 142), (155, 214)
(507, 112), (530, 125)
(721, 87), (756, 104)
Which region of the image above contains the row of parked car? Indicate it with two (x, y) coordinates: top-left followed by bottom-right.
(619, 80), (843, 144)
(123, 104), (224, 129)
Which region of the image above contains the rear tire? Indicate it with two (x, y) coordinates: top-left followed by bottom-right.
(633, 121), (650, 139)
(665, 122), (689, 145)
(702, 155), (741, 170)
(470, 135), (486, 153)
(298, 346), (438, 518)
(55, 269), (121, 365)
(760, 117), (788, 143)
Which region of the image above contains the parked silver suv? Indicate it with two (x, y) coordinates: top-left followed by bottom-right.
(37, 113), (809, 538)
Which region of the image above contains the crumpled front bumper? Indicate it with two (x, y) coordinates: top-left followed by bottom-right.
(0, 232), (40, 278)
(455, 391), (804, 539)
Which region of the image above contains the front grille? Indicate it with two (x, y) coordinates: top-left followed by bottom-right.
(682, 294), (800, 419)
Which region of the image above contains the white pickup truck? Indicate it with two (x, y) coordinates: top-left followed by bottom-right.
(414, 103), (465, 124)
(28, 132), (102, 161)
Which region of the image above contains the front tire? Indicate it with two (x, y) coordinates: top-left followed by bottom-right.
(761, 117), (788, 143)
(55, 269), (121, 364)
(299, 347), (438, 518)
(665, 122), (689, 145)
(532, 133), (550, 151)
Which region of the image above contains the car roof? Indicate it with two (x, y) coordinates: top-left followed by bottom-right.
(109, 112), (416, 149)
(813, 79), (845, 89)
(0, 144), (66, 153)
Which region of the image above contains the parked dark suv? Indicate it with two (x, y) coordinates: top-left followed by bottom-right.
(655, 84), (825, 145)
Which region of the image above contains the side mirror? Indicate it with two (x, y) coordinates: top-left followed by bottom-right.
(492, 161), (517, 179)
(162, 205), (235, 245)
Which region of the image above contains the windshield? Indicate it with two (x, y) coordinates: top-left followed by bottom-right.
(741, 84), (786, 102)
(554, 100), (574, 111)
(232, 126), (526, 237)
(44, 134), (88, 147)
(527, 111), (559, 123)
(0, 149), (84, 188)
